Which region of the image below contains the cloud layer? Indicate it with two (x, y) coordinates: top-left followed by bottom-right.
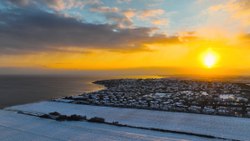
(0, 2), (178, 54)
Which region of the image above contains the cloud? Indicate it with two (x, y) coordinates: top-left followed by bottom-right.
(90, 6), (119, 13)
(138, 9), (165, 19)
(5, 0), (101, 11)
(131, 9), (169, 28)
(190, 0), (250, 39)
(151, 19), (168, 25)
(117, 0), (131, 4)
(122, 9), (168, 27)
(123, 9), (136, 19)
(0, 7), (180, 54)
(207, 0), (250, 27)
(239, 33), (250, 42)
(90, 6), (134, 28)
(90, 5), (168, 28)
(6, 0), (30, 6)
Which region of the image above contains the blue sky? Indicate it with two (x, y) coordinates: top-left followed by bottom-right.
(51, 0), (201, 34)
(0, 0), (247, 36)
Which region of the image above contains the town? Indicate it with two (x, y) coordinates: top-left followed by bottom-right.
(60, 78), (250, 118)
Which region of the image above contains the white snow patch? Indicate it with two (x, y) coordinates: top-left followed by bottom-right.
(0, 110), (216, 141)
(53, 98), (74, 103)
(219, 94), (235, 100)
(154, 93), (171, 97)
(6, 101), (250, 141)
(201, 91), (208, 96)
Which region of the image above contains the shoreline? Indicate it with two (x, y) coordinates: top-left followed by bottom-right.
(63, 78), (250, 118)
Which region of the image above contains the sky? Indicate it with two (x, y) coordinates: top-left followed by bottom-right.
(0, 0), (250, 75)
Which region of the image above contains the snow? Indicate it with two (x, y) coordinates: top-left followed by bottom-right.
(0, 110), (217, 141)
(155, 93), (168, 97)
(6, 101), (250, 141)
(201, 91), (208, 96)
(53, 98), (74, 103)
(219, 94), (235, 100)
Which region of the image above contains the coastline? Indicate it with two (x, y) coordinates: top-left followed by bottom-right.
(63, 78), (250, 118)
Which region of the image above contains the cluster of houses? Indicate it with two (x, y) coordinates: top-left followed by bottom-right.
(62, 79), (250, 117)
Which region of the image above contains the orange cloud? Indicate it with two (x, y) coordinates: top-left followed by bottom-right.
(151, 19), (168, 25)
(123, 9), (136, 19)
(90, 6), (119, 13)
(139, 9), (165, 19)
(207, 0), (250, 27)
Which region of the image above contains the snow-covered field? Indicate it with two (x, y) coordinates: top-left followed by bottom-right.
(6, 101), (250, 141)
(0, 110), (220, 141)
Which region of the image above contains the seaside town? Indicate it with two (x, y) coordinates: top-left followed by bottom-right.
(60, 79), (250, 118)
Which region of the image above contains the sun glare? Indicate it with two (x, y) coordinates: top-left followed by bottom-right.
(203, 51), (218, 68)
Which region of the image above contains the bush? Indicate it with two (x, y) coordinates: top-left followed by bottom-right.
(68, 115), (86, 121)
(56, 115), (68, 121)
(39, 112), (87, 122)
(40, 114), (50, 119)
(88, 117), (105, 123)
(112, 121), (119, 125)
(49, 112), (60, 116)
(65, 96), (73, 99)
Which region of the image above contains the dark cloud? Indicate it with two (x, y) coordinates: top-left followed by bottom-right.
(5, 0), (47, 8)
(5, 0), (29, 6)
(238, 0), (250, 9)
(5, 0), (101, 11)
(0, 6), (180, 54)
(240, 33), (250, 42)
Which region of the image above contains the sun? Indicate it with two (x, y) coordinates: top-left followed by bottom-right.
(202, 50), (218, 68)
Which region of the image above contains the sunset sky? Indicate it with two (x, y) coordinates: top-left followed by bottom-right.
(0, 0), (250, 75)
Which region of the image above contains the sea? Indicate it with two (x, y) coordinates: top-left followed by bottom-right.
(0, 75), (109, 108)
